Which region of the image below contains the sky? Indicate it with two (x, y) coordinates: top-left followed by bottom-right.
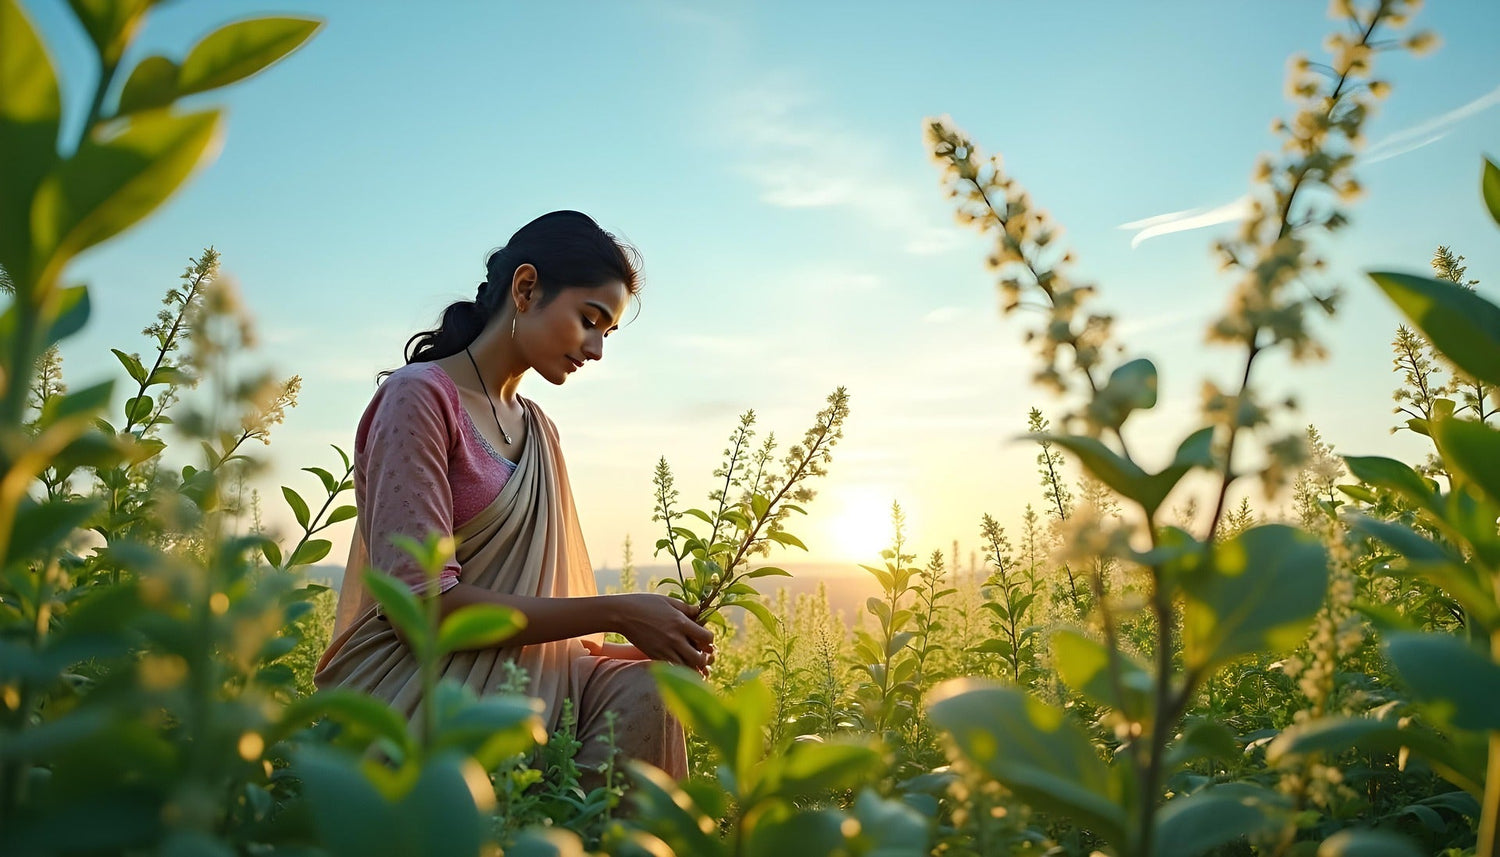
(27, 0), (1500, 575)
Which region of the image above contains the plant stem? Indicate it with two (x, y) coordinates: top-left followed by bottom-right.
(1479, 623), (1500, 857)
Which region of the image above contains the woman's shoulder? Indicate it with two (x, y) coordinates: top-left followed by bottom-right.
(364, 362), (460, 420)
(376, 361), (455, 397)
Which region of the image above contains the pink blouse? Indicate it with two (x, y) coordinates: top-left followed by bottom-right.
(354, 361), (517, 596)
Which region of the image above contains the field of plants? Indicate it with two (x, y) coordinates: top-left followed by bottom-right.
(3, 0), (1500, 855)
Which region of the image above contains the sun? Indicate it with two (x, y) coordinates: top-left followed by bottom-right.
(823, 489), (905, 563)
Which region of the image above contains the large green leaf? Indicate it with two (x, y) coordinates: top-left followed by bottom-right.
(1154, 788), (1276, 857)
(7, 496), (101, 565)
(116, 55), (180, 116)
(1317, 829), (1423, 857)
(652, 663), (741, 774)
(1483, 157), (1500, 229)
(1036, 428), (1212, 517)
(1086, 357), (1158, 430)
(1343, 455), (1439, 511)
(760, 740), (881, 804)
(1052, 627), (1153, 722)
(1268, 715), (1482, 795)
(31, 109), (222, 286)
(851, 788), (930, 856)
(1432, 416), (1500, 503)
(66, 0), (149, 66)
(270, 688), (411, 754)
(1371, 271), (1500, 388)
(926, 680), (1127, 848)
(178, 16), (322, 95)
(1182, 524), (1327, 672)
(745, 808), (846, 857)
(397, 753), (487, 857)
(1385, 632), (1500, 733)
(429, 686), (543, 769)
(293, 747), (400, 856)
(435, 603), (525, 655)
(0, 0), (62, 283)
(363, 569), (429, 652)
(625, 761), (723, 857)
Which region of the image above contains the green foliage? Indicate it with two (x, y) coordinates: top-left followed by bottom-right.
(632, 663), (927, 856)
(2, 1), (1491, 855)
(651, 392), (849, 630)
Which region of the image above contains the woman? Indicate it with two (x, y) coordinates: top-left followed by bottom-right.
(315, 211), (711, 780)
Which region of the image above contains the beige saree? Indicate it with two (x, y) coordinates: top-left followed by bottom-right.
(314, 396), (685, 776)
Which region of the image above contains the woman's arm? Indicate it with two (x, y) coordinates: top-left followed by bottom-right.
(433, 584), (715, 671)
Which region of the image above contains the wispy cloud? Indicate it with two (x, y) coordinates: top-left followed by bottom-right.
(722, 76), (960, 255)
(1364, 83), (1500, 163)
(1118, 196), (1252, 249)
(1119, 83), (1500, 247)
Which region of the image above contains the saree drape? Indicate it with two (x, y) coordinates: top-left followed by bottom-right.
(315, 395), (604, 735)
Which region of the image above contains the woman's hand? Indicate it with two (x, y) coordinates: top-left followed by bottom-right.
(581, 638), (718, 676)
(606, 593), (716, 676)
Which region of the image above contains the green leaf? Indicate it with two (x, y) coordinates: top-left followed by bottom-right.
(745, 809), (846, 857)
(1344, 455), (1439, 511)
(43, 377), (111, 425)
(1086, 357), (1158, 429)
(435, 604), (525, 655)
(124, 393), (153, 424)
(45, 283), (91, 346)
(146, 364), (187, 387)
(1033, 432), (1146, 500)
(767, 530), (808, 551)
(1052, 627), (1152, 722)
(652, 663), (740, 768)
(110, 348), (146, 384)
(1166, 719), (1240, 771)
(1346, 515), (1451, 563)
(731, 597), (779, 634)
(763, 741), (881, 803)
(294, 747), (399, 855)
(0, 0), (62, 283)
(1154, 788), (1275, 857)
(303, 465), (338, 494)
(1266, 716), (1482, 794)
(363, 569), (428, 652)
(287, 538), (331, 568)
(282, 485), (310, 529)
(1385, 632), (1500, 732)
(852, 788), (930, 855)
(1317, 829), (1424, 857)
(116, 55), (179, 116)
(1432, 416), (1500, 503)
(1182, 524), (1327, 672)
(743, 566), (791, 579)
(1371, 270), (1500, 388)
(327, 504), (357, 525)
(1483, 157), (1500, 229)
(32, 109), (222, 286)
(926, 680), (1126, 849)
(751, 493), (770, 520)
(8, 497), (100, 565)
(178, 16), (322, 96)
(625, 761), (722, 856)
(260, 538), (282, 568)
(65, 0), (149, 66)
(428, 685), (543, 768)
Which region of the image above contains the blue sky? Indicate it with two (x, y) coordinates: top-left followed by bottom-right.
(31, 0), (1500, 569)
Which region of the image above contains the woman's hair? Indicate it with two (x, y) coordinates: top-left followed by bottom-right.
(395, 210), (641, 371)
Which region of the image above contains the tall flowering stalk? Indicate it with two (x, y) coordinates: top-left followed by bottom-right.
(923, 3), (1430, 856)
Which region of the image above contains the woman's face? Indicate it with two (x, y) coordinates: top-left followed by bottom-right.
(520, 278), (630, 384)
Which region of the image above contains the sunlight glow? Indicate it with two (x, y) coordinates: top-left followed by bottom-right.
(822, 488), (907, 562)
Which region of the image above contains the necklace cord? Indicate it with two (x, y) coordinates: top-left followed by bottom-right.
(464, 347), (514, 445)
